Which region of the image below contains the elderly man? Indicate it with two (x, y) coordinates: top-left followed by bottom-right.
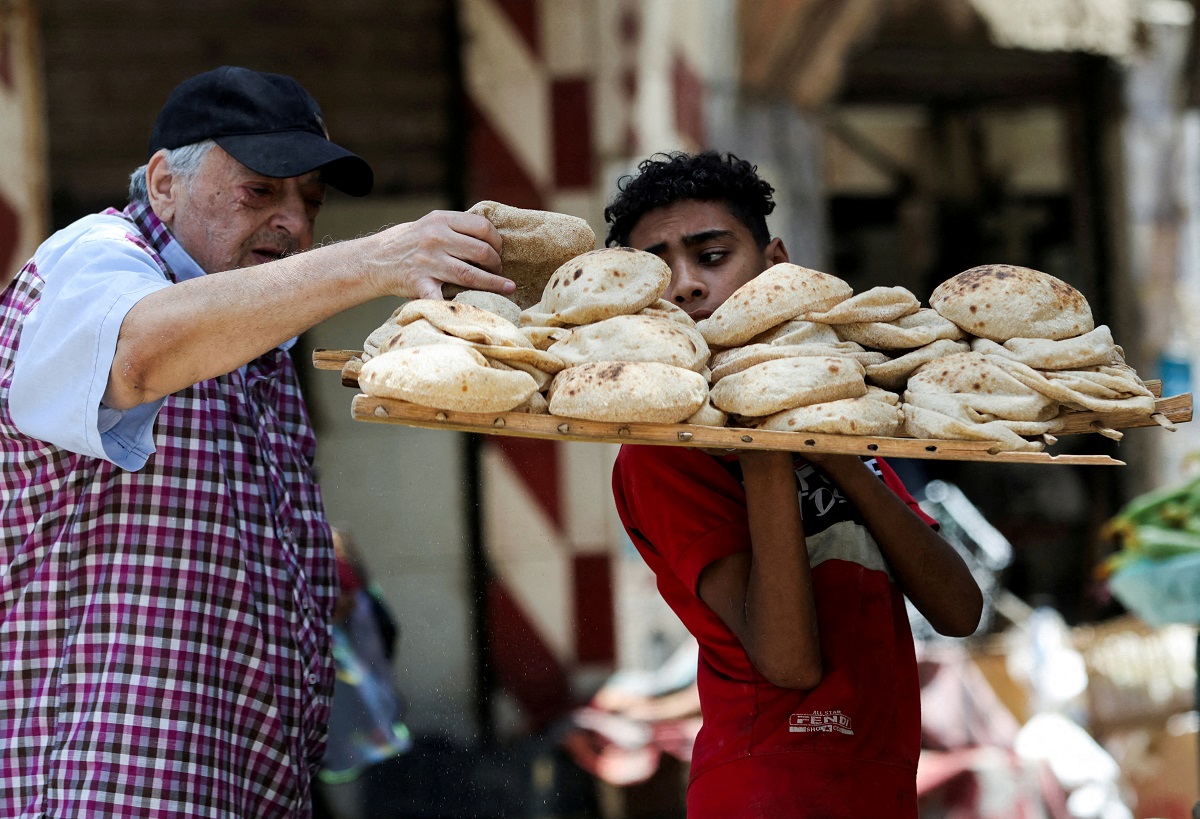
(0, 66), (511, 817)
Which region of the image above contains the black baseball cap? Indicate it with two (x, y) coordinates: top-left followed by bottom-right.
(149, 66), (373, 197)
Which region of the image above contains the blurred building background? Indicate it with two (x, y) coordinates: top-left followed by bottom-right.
(2, 0), (1198, 815)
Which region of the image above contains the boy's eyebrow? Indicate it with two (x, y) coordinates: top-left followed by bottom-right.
(641, 228), (735, 255)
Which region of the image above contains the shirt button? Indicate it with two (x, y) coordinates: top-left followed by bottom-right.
(307, 672), (319, 686)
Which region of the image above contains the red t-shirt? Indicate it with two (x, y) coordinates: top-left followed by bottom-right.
(612, 447), (935, 818)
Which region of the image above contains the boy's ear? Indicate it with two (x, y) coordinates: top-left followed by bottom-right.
(765, 237), (789, 266)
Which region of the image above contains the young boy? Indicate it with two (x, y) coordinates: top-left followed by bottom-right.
(605, 151), (984, 818)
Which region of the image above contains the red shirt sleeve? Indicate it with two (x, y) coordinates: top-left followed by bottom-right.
(873, 457), (939, 529)
(612, 445), (753, 594)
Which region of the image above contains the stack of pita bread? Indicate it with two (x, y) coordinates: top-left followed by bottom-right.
(357, 201), (595, 413)
(693, 262), (1156, 451)
(522, 248), (714, 424)
(353, 197), (1158, 452)
(899, 264), (1157, 451)
(697, 265), (905, 436)
(358, 297), (565, 413)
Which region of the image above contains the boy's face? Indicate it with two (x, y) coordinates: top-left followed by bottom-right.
(626, 199), (788, 320)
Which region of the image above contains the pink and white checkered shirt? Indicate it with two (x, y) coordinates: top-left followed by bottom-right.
(0, 203), (337, 817)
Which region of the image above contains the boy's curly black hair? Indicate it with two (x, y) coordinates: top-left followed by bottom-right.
(603, 151), (777, 249)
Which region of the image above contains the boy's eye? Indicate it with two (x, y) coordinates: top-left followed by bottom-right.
(699, 249), (727, 264)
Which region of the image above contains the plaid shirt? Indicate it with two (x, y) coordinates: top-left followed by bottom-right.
(0, 203), (337, 817)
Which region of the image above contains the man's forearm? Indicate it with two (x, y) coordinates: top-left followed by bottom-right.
(105, 241), (378, 409)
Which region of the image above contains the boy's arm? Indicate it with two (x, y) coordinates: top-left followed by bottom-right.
(810, 453), (984, 637)
(696, 450), (823, 690)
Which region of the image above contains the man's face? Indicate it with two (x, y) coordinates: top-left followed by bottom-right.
(161, 146), (326, 274)
(626, 199), (787, 320)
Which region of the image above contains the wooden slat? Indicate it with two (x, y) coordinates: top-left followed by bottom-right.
(313, 349), (358, 370)
(1055, 392), (1191, 434)
(318, 349), (1190, 465)
(349, 394), (1125, 466)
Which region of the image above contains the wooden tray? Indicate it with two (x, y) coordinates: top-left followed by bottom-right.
(313, 349), (1193, 466)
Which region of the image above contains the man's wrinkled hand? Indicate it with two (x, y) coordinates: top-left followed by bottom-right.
(369, 210), (514, 301)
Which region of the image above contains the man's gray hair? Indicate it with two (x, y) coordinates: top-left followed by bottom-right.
(128, 140), (217, 204)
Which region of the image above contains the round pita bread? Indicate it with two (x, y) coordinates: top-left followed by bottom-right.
(685, 396), (727, 427)
(639, 299), (696, 326)
(396, 299), (533, 348)
(443, 201), (596, 309)
(863, 339), (971, 390)
(378, 317), (562, 376)
(452, 290), (521, 325)
(749, 319), (841, 347)
(363, 315), (404, 360)
(511, 390), (550, 414)
(905, 352), (1060, 421)
(547, 361), (709, 423)
(709, 355), (867, 417)
(484, 357), (556, 391)
(546, 314), (710, 372)
(525, 247), (672, 327)
(709, 343), (885, 383)
(360, 344), (538, 412)
(474, 344), (565, 375)
(835, 309), (966, 350)
(930, 264), (1094, 341)
(756, 392), (904, 436)
(969, 325), (1121, 370)
(984, 355), (1156, 415)
(903, 403), (1047, 453)
(802, 286), (920, 325)
(378, 317), (471, 354)
(696, 264), (853, 347)
(521, 325), (571, 350)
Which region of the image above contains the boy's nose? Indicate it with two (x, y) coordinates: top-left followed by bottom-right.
(668, 265), (708, 305)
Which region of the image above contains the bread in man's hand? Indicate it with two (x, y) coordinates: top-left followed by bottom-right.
(444, 201), (596, 309)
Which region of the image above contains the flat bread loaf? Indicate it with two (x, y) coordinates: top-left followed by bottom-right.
(452, 290), (521, 325)
(756, 390), (903, 436)
(395, 299), (532, 349)
(709, 342), (885, 383)
(986, 356), (1157, 415)
(749, 319), (842, 347)
(930, 264), (1094, 341)
(864, 338), (970, 391)
(969, 325), (1121, 370)
(835, 309), (966, 350)
(903, 403), (1049, 453)
(547, 361), (709, 423)
(360, 344), (539, 412)
(905, 352), (1060, 421)
(696, 264), (853, 347)
(802, 286), (920, 325)
(444, 201), (596, 309)
(521, 247), (672, 327)
(546, 314), (709, 372)
(379, 317), (471, 354)
(709, 355), (867, 417)
(685, 396), (727, 427)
